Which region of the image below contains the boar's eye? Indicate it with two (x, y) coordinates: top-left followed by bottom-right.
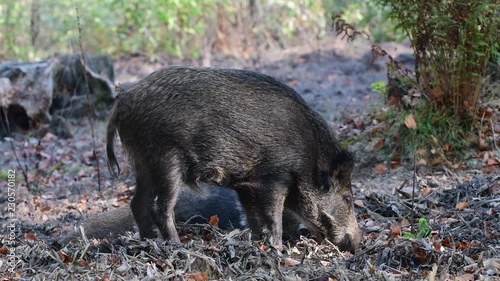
(342, 195), (352, 206)
(320, 171), (331, 192)
(336, 169), (349, 183)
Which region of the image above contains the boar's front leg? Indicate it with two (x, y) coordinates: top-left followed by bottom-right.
(236, 184), (287, 247)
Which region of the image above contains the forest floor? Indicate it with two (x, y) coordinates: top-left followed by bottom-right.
(0, 35), (499, 280)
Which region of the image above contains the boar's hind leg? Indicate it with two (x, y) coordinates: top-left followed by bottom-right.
(149, 157), (184, 243)
(131, 167), (156, 239)
(235, 186), (287, 247)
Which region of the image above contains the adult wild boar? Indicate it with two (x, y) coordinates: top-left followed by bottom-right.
(106, 66), (362, 252)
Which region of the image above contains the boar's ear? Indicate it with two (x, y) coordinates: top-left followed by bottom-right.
(331, 149), (354, 183)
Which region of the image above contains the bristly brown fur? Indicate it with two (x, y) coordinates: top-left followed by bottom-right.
(106, 66), (362, 252)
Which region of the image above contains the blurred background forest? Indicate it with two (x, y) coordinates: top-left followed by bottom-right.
(0, 0), (398, 61)
(1, 0), (498, 169)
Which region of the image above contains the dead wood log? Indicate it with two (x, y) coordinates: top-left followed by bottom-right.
(0, 54), (115, 137)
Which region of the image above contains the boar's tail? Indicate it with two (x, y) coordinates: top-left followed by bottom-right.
(106, 107), (120, 178)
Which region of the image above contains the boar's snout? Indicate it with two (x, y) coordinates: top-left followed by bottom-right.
(337, 226), (363, 254)
(319, 210), (363, 253)
(339, 215), (363, 253)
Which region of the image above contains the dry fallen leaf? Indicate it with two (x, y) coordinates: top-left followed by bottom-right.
(154, 259), (165, 270)
(40, 205), (51, 212)
(390, 152), (401, 169)
(107, 256), (120, 266)
(478, 138), (489, 151)
(391, 228), (401, 236)
(24, 232), (37, 241)
(185, 272), (208, 281)
(354, 200), (364, 208)
(456, 201), (468, 211)
(387, 96), (399, 106)
(414, 249), (427, 262)
(117, 197), (129, 203)
(76, 260), (89, 267)
(58, 250), (72, 264)
(121, 165), (131, 176)
(209, 215), (219, 227)
(82, 151), (96, 165)
(478, 107), (493, 118)
(442, 143), (452, 152)
(373, 139), (384, 151)
(421, 187), (433, 196)
(430, 88), (442, 100)
(430, 135), (439, 145)
(207, 245), (221, 252)
(484, 165), (497, 173)
(432, 241), (442, 253)
(487, 158), (499, 165)
(369, 127), (381, 138)
(412, 242), (428, 262)
(320, 260), (331, 266)
(285, 258), (301, 267)
(417, 149), (427, 156)
(180, 235), (192, 243)
(0, 247), (8, 255)
(454, 240), (478, 250)
(417, 159), (427, 166)
(374, 164), (388, 174)
(442, 237), (452, 248)
(430, 157), (443, 166)
(404, 113), (417, 129)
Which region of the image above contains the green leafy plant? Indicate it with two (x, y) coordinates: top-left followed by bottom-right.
(403, 218), (432, 239)
(0, 0), (334, 60)
(376, 0), (499, 121)
(399, 104), (472, 164)
(0, 170), (9, 181)
(324, 0), (402, 42)
(370, 81), (387, 95)
(366, 0), (499, 164)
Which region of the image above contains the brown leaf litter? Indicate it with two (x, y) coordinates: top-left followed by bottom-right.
(1, 176), (498, 280)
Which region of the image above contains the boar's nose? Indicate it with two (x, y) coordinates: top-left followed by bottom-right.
(338, 234), (357, 254)
(337, 228), (363, 254)
(342, 222), (364, 253)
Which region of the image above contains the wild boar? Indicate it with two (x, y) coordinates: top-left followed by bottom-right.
(106, 66), (362, 252)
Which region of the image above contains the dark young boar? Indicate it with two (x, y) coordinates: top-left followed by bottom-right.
(60, 185), (246, 244)
(107, 66), (362, 252)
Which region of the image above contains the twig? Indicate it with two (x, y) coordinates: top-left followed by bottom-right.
(75, 4), (102, 191)
(395, 179), (410, 198)
(348, 240), (384, 260)
(410, 154), (416, 234)
(442, 166), (462, 184)
(491, 119), (499, 151)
